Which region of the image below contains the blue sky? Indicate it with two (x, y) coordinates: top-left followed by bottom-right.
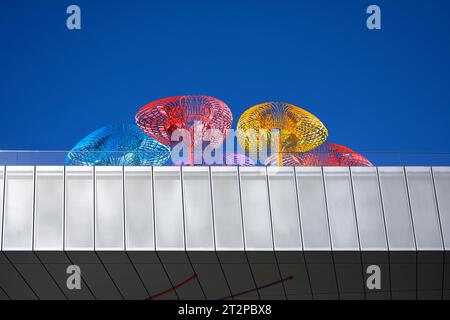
(1, 0), (450, 164)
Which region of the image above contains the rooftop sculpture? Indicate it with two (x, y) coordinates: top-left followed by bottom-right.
(173, 152), (255, 166)
(66, 96), (371, 167)
(237, 102), (328, 166)
(265, 142), (373, 167)
(135, 95), (232, 166)
(66, 124), (171, 166)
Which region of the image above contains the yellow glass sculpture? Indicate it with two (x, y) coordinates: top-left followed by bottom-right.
(237, 102), (328, 166)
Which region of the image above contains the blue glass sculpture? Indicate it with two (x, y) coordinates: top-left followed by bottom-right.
(66, 124), (171, 166)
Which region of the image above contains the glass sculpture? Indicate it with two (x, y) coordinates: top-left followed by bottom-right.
(265, 142), (373, 167)
(172, 152), (255, 166)
(135, 95), (233, 166)
(237, 102), (328, 166)
(66, 124), (171, 166)
(222, 152), (255, 166)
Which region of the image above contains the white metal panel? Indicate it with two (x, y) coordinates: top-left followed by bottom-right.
(239, 167), (273, 250)
(295, 167), (331, 251)
(351, 167), (388, 251)
(405, 167), (443, 250)
(377, 167), (416, 251)
(182, 167), (214, 251)
(34, 166), (64, 251)
(95, 167), (124, 250)
(210, 167), (244, 251)
(65, 167), (94, 251)
(153, 167), (185, 250)
(267, 167), (302, 250)
(0, 166), (4, 250)
(432, 167), (450, 250)
(124, 167), (154, 251)
(323, 167), (360, 251)
(2, 167), (34, 250)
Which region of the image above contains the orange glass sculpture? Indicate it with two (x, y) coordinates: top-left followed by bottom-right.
(237, 102), (328, 166)
(135, 95), (233, 165)
(265, 142), (373, 167)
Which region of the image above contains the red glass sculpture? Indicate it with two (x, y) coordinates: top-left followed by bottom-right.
(265, 142), (373, 167)
(136, 95), (232, 165)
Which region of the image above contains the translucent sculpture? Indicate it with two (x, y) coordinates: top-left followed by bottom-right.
(237, 102), (328, 166)
(135, 95), (233, 165)
(172, 152), (255, 166)
(265, 142), (373, 167)
(222, 152), (255, 166)
(66, 124), (171, 166)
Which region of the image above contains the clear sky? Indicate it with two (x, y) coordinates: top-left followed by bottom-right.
(1, 0), (450, 165)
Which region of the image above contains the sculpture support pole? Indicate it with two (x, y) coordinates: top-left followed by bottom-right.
(278, 144), (283, 167)
(189, 141), (194, 166)
(189, 127), (195, 166)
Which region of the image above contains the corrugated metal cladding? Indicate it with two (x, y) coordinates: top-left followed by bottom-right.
(1, 166), (450, 300)
(0, 166), (449, 252)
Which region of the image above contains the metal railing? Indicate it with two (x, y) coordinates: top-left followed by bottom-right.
(1, 150), (450, 166)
